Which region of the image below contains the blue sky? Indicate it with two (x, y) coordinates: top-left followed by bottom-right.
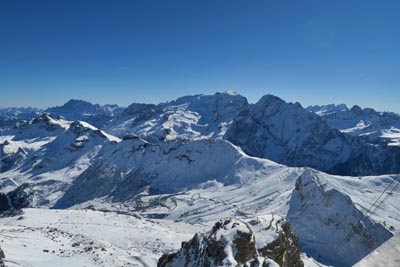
(0, 0), (399, 112)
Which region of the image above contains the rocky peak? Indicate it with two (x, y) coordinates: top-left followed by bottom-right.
(47, 99), (102, 115)
(158, 218), (259, 267)
(31, 113), (53, 123)
(123, 103), (158, 116)
(158, 218), (304, 267)
(350, 105), (363, 114)
(27, 114), (70, 133)
(31, 114), (64, 128)
(226, 94), (355, 175)
(45, 99), (123, 128)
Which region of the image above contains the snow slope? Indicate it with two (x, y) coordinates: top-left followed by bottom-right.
(48, 138), (399, 267)
(0, 208), (206, 267)
(353, 235), (400, 267)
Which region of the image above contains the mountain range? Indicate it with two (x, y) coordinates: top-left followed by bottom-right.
(0, 92), (399, 267)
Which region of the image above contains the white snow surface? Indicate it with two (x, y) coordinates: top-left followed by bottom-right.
(353, 235), (400, 267)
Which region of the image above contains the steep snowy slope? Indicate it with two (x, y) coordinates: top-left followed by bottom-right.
(54, 139), (282, 208)
(307, 104), (400, 147)
(106, 91), (248, 141)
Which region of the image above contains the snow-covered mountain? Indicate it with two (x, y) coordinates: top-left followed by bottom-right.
(106, 91), (248, 141)
(105, 92), (400, 176)
(1, 93), (399, 267)
(0, 100), (124, 133)
(307, 104), (400, 147)
(45, 99), (124, 128)
(0, 114), (120, 207)
(226, 95), (400, 176)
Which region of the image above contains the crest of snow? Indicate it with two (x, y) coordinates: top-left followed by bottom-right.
(75, 121), (121, 142)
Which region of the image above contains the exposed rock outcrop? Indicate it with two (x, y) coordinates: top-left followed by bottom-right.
(0, 183), (32, 216)
(0, 246), (5, 267)
(158, 218), (303, 267)
(158, 219), (259, 267)
(259, 222), (303, 267)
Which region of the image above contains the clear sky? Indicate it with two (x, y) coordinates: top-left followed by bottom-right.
(0, 0), (399, 112)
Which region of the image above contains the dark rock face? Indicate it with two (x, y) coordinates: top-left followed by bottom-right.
(0, 146), (27, 172)
(0, 246), (5, 267)
(259, 222), (303, 267)
(0, 184), (32, 215)
(225, 94), (400, 176)
(225, 95), (352, 174)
